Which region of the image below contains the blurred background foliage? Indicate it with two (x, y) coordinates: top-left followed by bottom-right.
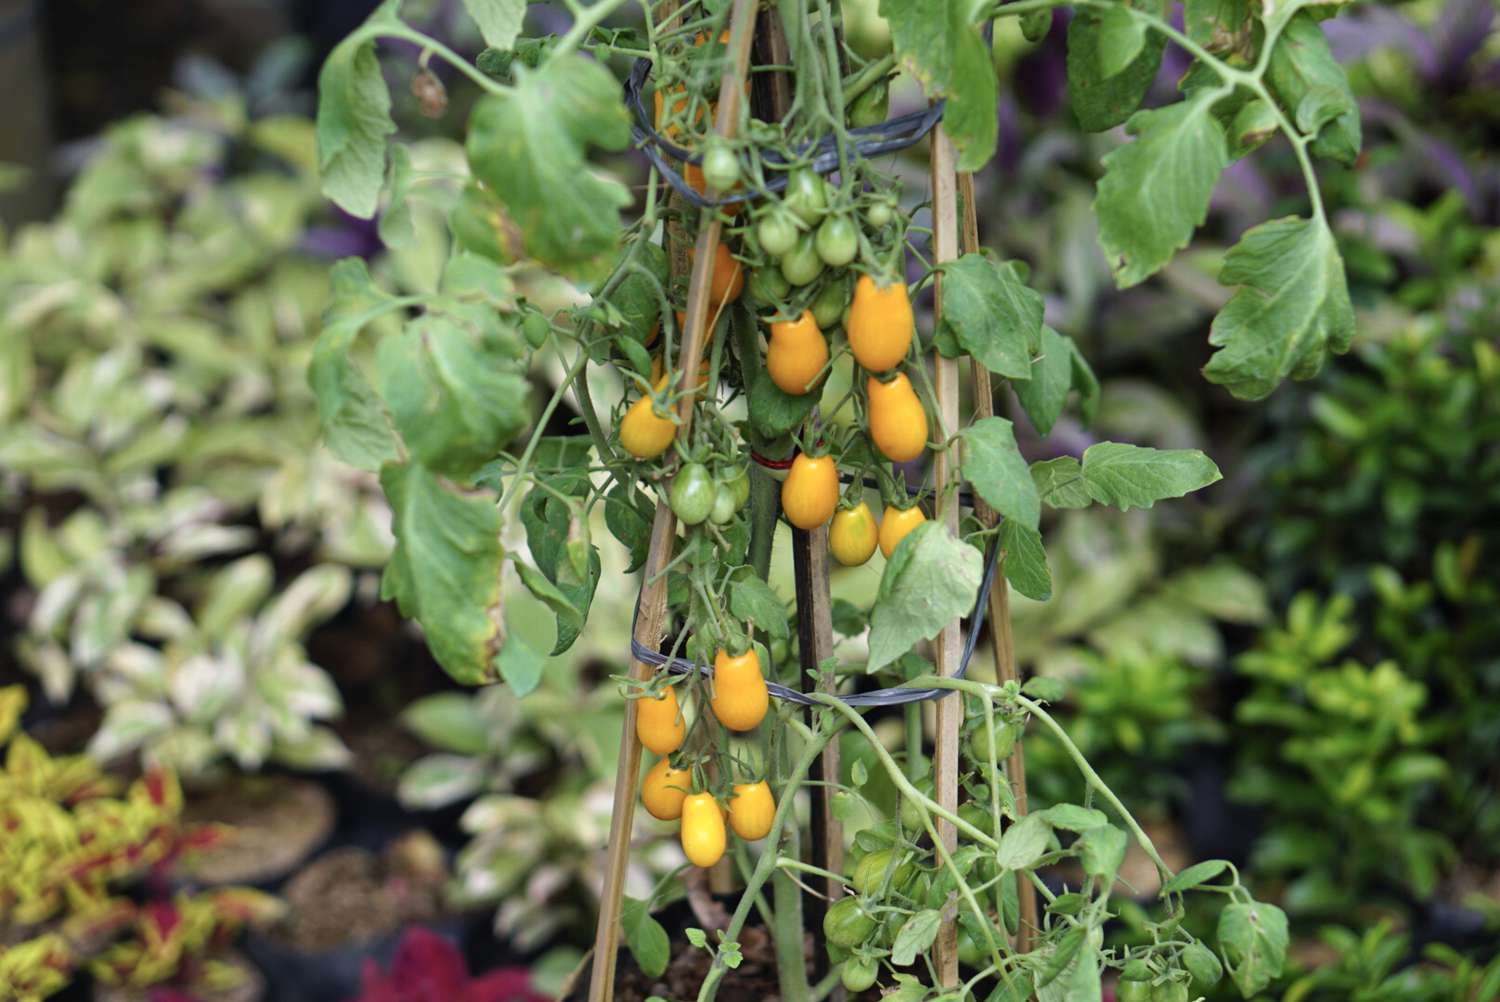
(0, 0), (1497, 999)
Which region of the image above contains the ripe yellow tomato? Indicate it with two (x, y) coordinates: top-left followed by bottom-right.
(781, 453), (840, 529)
(636, 685), (686, 755)
(708, 242), (743, 309)
(829, 501), (879, 566)
(728, 780), (775, 840)
(681, 792), (727, 867)
(879, 503), (926, 559)
(641, 757), (692, 820)
(620, 378), (677, 460)
(710, 647), (769, 732)
(847, 274), (914, 372)
(867, 372), (928, 462)
(766, 309), (829, 396)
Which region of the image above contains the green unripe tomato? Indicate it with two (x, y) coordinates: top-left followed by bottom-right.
(865, 199), (894, 229)
(670, 463), (715, 525)
(815, 214), (859, 268)
(899, 778), (934, 832)
(841, 957), (878, 993)
(709, 483), (738, 525)
(700, 140), (740, 191)
(1116, 981), (1154, 1002)
(810, 277), (850, 330)
(724, 465), (751, 507)
(823, 897), (877, 949)
(780, 235), (824, 286)
(849, 79), (890, 129)
(956, 927), (985, 968)
(748, 265), (791, 305)
(1152, 981), (1190, 1002)
(957, 802), (994, 838)
(850, 848), (915, 896)
(1120, 960), (1152, 982)
(757, 210), (799, 257)
(782, 169), (828, 225)
(521, 310), (550, 349)
(966, 720), (1018, 767)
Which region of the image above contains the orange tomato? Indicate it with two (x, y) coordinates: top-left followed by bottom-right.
(867, 372), (928, 462)
(847, 274), (914, 372)
(766, 309), (829, 396)
(781, 453), (840, 530)
(710, 647), (769, 731)
(728, 780), (775, 840)
(709, 242), (743, 308)
(681, 792), (728, 867)
(829, 501), (879, 566)
(619, 378), (678, 460)
(635, 684), (686, 754)
(879, 503), (927, 559)
(642, 757), (692, 820)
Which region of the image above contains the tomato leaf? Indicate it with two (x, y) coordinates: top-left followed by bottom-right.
(1014, 327), (1075, 437)
(309, 260), (401, 472)
(996, 812), (1052, 870)
(1040, 804), (1109, 832)
(380, 462), (504, 684)
(315, 30), (397, 218)
(461, 0), (525, 50)
(1030, 458), (1091, 510)
(376, 313), (531, 482)
(605, 482), (654, 573)
(867, 522), (982, 673)
(879, 0), (998, 170)
(1095, 7), (1146, 78)
(1077, 824), (1128, 882)
(1079, 442), (1222, 511)
(890, 909), (943, 967)
(621, 897), (671, 978)
(1066, 0), (1168, 132)
(999, 520), (1052, 602)
(1266, 13), (1360, 166)
(1162, 858), (1230, 894)
(1095, 90), (1229, 288)
(515, 562), (583, 655)
(465, 55), (632, 275)
(1217, 899), (1289, 996)
(729, 575), (790, 641)
(747, 367), (821, 439)
(1204, 215), (1354, 400)
(959, 417), (1040, 530)
(933, 255), (1042, 381)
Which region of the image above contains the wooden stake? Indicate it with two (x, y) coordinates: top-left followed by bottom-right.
(958, 172), (1039, 955)
(587, 4), (759, 1000)
(793, 525), (841, 936)
(927, 124), (963, 988)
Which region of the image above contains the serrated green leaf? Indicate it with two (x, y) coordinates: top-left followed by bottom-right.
(605, 482), (654, 573)
(1030, 458), (1091, 509)
(879, 0), (998, 170)
(309, 259), (401, 471)
(959, 417), (1040, 529)
(1066, 0), (1168, 132)
(1218, 900), (1289, 995)
(1069, 341), (1100, 425)
(1022, 676), (1066, 702)
(1095, 90), (1229, 288)
(1204, 215), (1354, 400)
(933, 255), (1042, 380)
(1000, 521), (1051, 602)
(380, 462), (504, 685)
(316, 34), (395, 217)
(891, 909), (943, 966)
(1162, 858), (1229, 893)
(465, 56), (632, 275)
(1096, 7), (1146, 77)
(996, 812), (1052, 870)
(462, 0), (525, 49)
(748, 366), (821, 438)
(868, 522), (982, 673)
(1184, 0), (1251, 52)
(376, 313), (530, 482)
(1266, 12), (1360, 166)
(1014, 327), (1074, 436)
(1080, 442), (1222, 511)
(730, 575), (790, 641)
(1077, 825), (1128, 881)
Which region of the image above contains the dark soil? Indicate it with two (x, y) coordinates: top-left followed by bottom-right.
(179, 776), (335, 886)
(569, 925), (819, 1002)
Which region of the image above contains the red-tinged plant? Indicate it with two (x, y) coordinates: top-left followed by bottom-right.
(353, 927), (545, 1002)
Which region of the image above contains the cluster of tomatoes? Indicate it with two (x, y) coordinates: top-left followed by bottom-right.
(634, 647), (774, 868)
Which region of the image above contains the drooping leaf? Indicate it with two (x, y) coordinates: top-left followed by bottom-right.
(380, 462), (504, 685)
(376, 313), (530, 482)
(1014, 327), (1075, 436)
(996, 812), (1052, 870)
(1077, 824), (1128, 881)
(867, 522), (982, 673)
(959, 417), (1040, 530)
(999, 521), (1051, 602)
(1066, 0), (1168, 132)
(1217, 900), (1289, 996)
(879, 0), (998, 170)
(315, 33), (396, 217)
(890, 910), (943, 966)
(461, 0), (526, 50)
(465, 55), (632, 275)
(621, 897), (671, 979)
(1095, 90), (1230, 288)
(1203, 215), (1354, 400)
(933, 255), (1042, 380)
(1079, 442), (1222, 511)
(1266, 12), (1361, 166)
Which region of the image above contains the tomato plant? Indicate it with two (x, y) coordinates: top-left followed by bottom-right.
(310, 0), (1360, 996)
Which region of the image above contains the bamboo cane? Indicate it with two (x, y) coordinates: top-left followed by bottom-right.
(587, 4), (760, 999)
(957, 171), (1040, 956)
(927, 124), (963, 988)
